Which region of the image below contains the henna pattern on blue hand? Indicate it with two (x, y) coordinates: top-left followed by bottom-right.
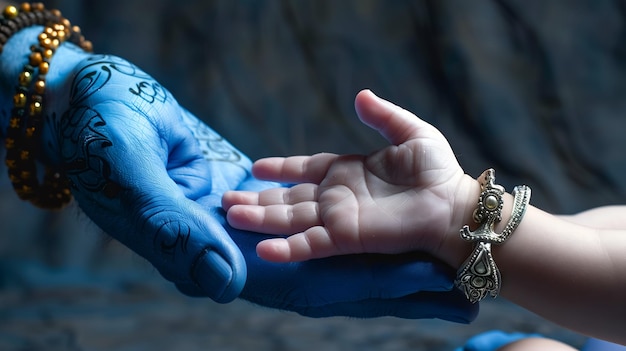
(179, 109), (249, 170)
(69, 54), (163, 106)
(155, 218), (191, 258)
(129, 81), (168, 104)
(58, 106), (121, 198)
(57, 53), (251, 206)
(58, 55), (169, 198)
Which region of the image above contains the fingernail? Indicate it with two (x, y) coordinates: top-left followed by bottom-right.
(192, 249), (236, 303)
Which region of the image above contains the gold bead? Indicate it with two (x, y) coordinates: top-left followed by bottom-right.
(25, 126), (35, 138)
(29, 96), (43, 116)
(484, 195), (499, 210)
(43, 48), (54, 59)
(41, 37), (52, 48)
(3, 5), (19, 19)
(34, 79), (46, 95)
(29, 51), (43, 66)
(32, 3), (45, 12)
(18, 71), (32, 86)
(20, 3), (31, 12)
(5, 138), (15, 149)
(20, 150), (30, 160)
(5, 159), (16, 169)
(9, 117), (19, 128)
(20, 185), (34, 195)
(30, 102), (42, 116)
(39, 61), (49, 75)
(81, 40), (93, 52)
(14, 92), (27, 107)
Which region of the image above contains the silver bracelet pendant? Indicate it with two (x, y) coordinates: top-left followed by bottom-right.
(455, 169), (531, 303)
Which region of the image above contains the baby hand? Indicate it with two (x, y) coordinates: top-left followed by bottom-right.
(224, 90), (471, 263)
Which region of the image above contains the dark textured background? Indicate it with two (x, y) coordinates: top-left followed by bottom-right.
(2, 0), (625, 349)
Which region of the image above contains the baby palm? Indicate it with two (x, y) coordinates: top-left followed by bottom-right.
(224, 90), (466, 262)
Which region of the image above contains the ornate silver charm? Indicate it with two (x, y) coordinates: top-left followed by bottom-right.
(455, 169), (531, 303)
(456, 241), (500, 303)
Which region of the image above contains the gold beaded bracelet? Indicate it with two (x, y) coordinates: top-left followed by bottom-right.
(454, 169), (531, 303)
(2, 2), (92, 209)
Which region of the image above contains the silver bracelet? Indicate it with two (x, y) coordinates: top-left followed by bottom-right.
(455, 169), (531, 303)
